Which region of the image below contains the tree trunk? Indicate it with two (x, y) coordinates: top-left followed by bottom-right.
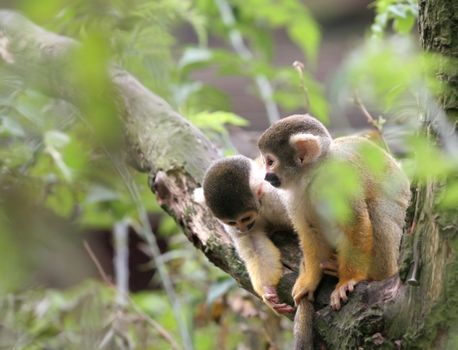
(0, 6), (456, 349)
(418, 0), (458, 120)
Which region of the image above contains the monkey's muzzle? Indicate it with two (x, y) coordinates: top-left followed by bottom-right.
(265, 173), (281, 188)
(238, 221), (256, 233)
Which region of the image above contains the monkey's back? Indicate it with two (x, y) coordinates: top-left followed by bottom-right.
(332, 136), (411, 279)
(303, 136), (410, 279)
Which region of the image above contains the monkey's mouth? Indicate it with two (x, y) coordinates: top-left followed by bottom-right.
(264, 173), (281, 188)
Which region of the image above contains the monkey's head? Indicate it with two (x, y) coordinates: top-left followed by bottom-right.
(258, 114), (332, 188)
(203, 155), (264, 233)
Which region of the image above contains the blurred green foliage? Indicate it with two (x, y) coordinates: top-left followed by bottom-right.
(0, 0), (308, 348)
(331, 0), (458, 213)
(189, 110), (249, 153)
(371, 0), (418, 37)
(0, 281), (200, 349)
(186, 0), (328, 121)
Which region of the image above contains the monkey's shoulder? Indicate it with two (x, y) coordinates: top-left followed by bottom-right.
(258, 188), (291, 230)
(329, 136), (405, 175)
(327, 136), (410, 201)
(331, 136), (383, 159)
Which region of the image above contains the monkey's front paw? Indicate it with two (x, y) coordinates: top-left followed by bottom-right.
(263, 286), (295, 314)
(330, 279), (359, 311)
(291, 276), (318, 305)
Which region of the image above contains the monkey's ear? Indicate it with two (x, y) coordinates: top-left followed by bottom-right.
(289, 133), (322, 165)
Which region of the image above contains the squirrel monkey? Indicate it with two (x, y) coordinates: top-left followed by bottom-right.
(201, 155), (294, 314)
(200, 155), (316, 349)
(258, 114), (410, 311)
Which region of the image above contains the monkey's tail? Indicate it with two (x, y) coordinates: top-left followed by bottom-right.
(293, 299), (314, 350)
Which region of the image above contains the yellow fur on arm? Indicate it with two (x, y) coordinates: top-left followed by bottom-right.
(292, 222), (333, 303)
(298, 223), (330, 284)
(236, 231), (283, 296)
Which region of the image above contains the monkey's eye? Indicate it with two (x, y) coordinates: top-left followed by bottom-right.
(266, 157), (274, 167)
(227, 221), (237, 226)
(241, 215), (252, 223)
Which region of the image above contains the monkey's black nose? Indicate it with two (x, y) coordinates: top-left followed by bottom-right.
(265, 173), (281, 187)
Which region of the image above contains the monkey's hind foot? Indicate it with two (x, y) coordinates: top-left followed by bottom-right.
(330, 279), (360, 311)
(263, 286), (295, 314)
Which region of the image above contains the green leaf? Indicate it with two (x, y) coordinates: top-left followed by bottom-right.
(288, 18), (320, 64)
(406, 135), (451, 180)
(133, 292), (166, 312)
(0, 225), (26, 292)
(85, 185), (120, 204)
(0, 116), (25, 137)
(394, 14), (415, 34)
(45, 183), (75, 217)
(44, 130), (70, 149)
(14, 90), (49, 128)
(358, 140), (388, 178)
(274, 90), (304, 111)
(173, 81), (203, 107)
(388, 4), (407, 18)
(438, 181), (458, 209)
(189, 111), (249, 133)
(62, 137), (89, 174)
(179, 47), (213, 68)
(182, 84), (230, 112)
(372, 0), (418, 36)
(44, 142), (73, 183)
(20, 0), (64, 23)
(158, 215), (180, 236)
(308, 85), (329, 124)
(313, 160), (363, 223)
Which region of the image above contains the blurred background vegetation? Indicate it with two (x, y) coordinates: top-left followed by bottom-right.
(0, 0), (456, 349)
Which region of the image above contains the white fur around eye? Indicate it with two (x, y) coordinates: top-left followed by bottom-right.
(262, 154), (279, 174)
(250, 159), (265, 179)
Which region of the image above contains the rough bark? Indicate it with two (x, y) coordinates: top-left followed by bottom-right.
(0, 8), (456, 349)
(418, 0), (458, 120)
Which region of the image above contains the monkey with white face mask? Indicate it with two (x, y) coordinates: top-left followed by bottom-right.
(201, 155), (294, 313)
(258, 114), (410, 312)
(200, 154), (320, 349)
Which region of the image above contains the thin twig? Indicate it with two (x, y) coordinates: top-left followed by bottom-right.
(77, 116), (193, 350)
(353, 93), (391, 152)
(84, 240), (112, 284)
(130, 302), (182, 350)
(113, 220), (129, 307)
(354, 93), (379, 128)
(114, 160), (194, 350)
(293, 60), (311, 112)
